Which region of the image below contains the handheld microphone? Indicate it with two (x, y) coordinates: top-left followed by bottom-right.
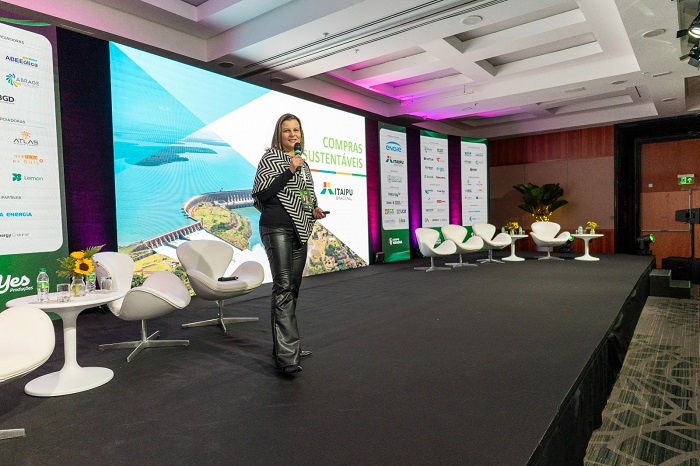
(294, 142), (305, 178)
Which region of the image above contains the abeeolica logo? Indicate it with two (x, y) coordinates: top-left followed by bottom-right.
(0, 273), (32, 294)
(5, 55), (38, 67)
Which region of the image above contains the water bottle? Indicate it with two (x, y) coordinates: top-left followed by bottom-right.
(86, 272), (96, 293)
(37, 268), (49, 302)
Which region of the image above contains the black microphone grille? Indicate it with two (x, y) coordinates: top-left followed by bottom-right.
(294, 142), (302, 153)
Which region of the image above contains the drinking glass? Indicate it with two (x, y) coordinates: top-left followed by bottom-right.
(100, 276), (112, 292)
(56, 283), (71, 302)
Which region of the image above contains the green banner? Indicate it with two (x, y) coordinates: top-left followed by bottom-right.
(381, 227), (410, 262)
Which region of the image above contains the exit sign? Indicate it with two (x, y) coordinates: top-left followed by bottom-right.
(678, 174), (695, 186)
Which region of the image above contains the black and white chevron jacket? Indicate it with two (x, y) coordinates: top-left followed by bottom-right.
(252, 147), (317, 243)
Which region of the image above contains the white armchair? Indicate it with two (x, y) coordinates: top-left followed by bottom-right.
(94, 252), (191, 362)
(414, 228), (457, 272)
(530, 221), (570, 260)
(0, 306), (56, 439)
(176, 240), (264, 333)
(472, 223), (512, 263)
(441, 224), (484, 268)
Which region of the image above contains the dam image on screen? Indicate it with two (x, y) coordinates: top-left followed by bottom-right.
(110, 43), (368, 284)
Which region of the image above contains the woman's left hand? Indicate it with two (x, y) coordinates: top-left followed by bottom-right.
(312, 207), (327, 219)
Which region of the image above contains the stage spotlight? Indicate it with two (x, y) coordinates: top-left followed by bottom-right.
(689, 13), (700, 39)
(559, 237), (573, 253)
(636, 234), (655, 255)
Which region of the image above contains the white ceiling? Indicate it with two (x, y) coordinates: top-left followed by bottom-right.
(2, 0), (699, 139)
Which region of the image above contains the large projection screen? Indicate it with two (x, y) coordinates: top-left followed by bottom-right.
(110, 43), (368, 283)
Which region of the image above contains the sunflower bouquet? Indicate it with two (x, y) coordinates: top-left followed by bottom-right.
(56, 245), (104, 279)
(506, 221), (519, 232)
(586, 221), (597, 231)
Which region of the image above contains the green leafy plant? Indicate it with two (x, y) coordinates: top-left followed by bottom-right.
(56, 245), (104, 278)
(513, 183), (568, 222)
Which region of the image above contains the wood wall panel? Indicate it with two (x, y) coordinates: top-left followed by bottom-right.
(489, 126), (614, 166)
(641, 191), (692, 231)
(646, 232), (692, 268)
(640, 140), (700, 266)
(489, 157), (614, 230)
(641, 140), (700, 192)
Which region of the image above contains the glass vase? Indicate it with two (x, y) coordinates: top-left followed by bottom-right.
(71, 275), (87, 297)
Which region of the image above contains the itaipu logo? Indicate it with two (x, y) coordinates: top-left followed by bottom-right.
(385, 154), (404, 166)
(320, 182), (353, 200)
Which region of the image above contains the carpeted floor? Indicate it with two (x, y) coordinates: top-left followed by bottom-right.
(0, 252), (653, 465)
(585, 288), (700, 465)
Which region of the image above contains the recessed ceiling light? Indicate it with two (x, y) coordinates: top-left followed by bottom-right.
(662, 97), (677, 102)
(269, 76), (285, 84)
(611, 80), (627, 85)
(563, 86), (585, 93)
(642, 28), (666, 38)
(218, 61), (234, 69)
(651, 71), (672, 77)
(460, 15), (482, 26)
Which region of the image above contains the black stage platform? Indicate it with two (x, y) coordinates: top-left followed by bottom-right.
(0, 253), (653, 465)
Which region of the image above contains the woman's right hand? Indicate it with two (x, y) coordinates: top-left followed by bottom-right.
(289, 154), (305, 173)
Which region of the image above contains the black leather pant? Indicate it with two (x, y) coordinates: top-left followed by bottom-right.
(260, 226), (307, 368)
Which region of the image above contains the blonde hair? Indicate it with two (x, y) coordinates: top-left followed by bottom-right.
(270, 113), (304, 152)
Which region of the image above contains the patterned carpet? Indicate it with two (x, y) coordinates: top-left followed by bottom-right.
(585, 289), (700, 465)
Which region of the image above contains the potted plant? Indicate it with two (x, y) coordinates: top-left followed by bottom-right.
(513, 183), (568, 222)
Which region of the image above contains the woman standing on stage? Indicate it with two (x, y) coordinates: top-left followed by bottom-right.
(252, 113), (327, 375)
